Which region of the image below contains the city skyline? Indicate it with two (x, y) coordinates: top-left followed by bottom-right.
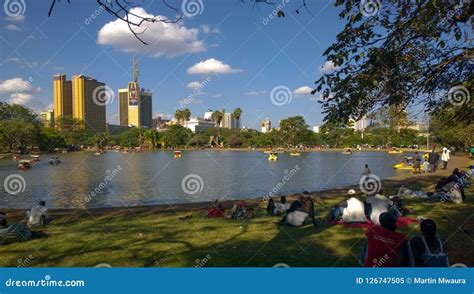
(0, 1), (346, 130)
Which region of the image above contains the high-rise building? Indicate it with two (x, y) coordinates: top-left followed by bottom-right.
(53, 74), (72, 124)
(118, 55), (153, 128)
(72, 75), (106, 132)
(219, 110), (240, 130)
(40, 110), (54, 127)
(261, 118), (271, 133)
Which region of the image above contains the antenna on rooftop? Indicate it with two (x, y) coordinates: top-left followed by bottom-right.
(133, 54), (139, 83)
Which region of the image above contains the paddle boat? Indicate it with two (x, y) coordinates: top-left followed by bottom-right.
(290, 152), (301, 156)
(268, 152), (278, 161)
(30, 155), (40, 163)
(174, 150), (182, 158)
(342, 148), (352, 155)
(393, 157), (414, 170)
(49, 156), (61, 165)
(388, 148), (403, 154)
(18, 160), (31, 170)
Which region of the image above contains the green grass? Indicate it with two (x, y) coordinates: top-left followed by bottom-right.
(1, 179), (473, 267)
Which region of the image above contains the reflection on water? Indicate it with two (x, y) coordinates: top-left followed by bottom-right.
(0, 151), (409, 209)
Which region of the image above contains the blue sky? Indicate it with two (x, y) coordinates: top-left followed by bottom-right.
(0, 0), (346, 129)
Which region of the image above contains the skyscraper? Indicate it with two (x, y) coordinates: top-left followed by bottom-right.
(71, 75), (106, 133)
(118, 55), (153, 128)
(53, 74), (72, 125)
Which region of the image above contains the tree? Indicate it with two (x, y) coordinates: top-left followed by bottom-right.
(232, 107), (243, 130)
(174, 108), (191, 125)
(279, 116), (310, 147)
(144, 129), (160, 149)
(314, 1), (472, 125)
(163, 125), (192, 148)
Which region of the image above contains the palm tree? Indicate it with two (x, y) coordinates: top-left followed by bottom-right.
(212, 110), (224, 139)
(144, 129), (160, 149)
(232, 107), (242, 130)
(175, 108), (191, 125)
(182, 108), (191, 123)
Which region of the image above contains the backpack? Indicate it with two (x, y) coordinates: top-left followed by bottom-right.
(417, 236), (449, 267)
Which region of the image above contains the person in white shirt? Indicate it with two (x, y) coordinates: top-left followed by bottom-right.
(27, 201), (52, 227)
(266, 196), (290, 216)
(441, 147), (450, 170)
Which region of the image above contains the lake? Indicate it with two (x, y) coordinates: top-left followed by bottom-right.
(0, 151), (411, 209)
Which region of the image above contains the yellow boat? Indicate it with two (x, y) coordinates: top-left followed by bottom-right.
(290, 152), (301, 156)
(268, 153), (278, 161)
(388, 148), (403, 154)
(174, 151), (182, 158)
(392, 163), (414, 170)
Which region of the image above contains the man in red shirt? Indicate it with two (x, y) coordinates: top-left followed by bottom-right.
(361, 212), (408, 267)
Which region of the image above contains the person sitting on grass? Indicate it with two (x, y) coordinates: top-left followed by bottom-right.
(408, 219), (448, 267)
(27, 201), (53, 227)
(327, 190), (366, 223)
(229, 201), (254, 220)
(0, 212), (33, 245)
(275, 196), (316, 227)
(266, 196), (290, 216)
(360, 212), (409, 267)
(207, 200), (225, 218)
(365, 192), (401, 225)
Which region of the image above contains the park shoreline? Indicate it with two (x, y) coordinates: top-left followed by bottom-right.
(3, 155), (471, 219)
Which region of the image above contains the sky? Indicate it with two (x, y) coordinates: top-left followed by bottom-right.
(0, 0), (346, 129)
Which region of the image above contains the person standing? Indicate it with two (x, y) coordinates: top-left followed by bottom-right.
(413, 151), (421, 173)
(363, 164), (371, 176)
(441, 147), (450, 170)
(428, 149), (438, 173)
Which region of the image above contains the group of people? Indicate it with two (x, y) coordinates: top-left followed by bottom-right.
(424, 147), (451, 173)
(0, 201), (52, 245)
(360, 213), (448, 267)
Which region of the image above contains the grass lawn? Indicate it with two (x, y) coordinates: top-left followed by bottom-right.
(1, 168), (473, 267)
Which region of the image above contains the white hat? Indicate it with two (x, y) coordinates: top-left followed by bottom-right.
(443, 147), (447, 151)
(347, 189), (356, 195)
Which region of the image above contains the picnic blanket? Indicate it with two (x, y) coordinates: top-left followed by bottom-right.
(332, 216), (419, 229)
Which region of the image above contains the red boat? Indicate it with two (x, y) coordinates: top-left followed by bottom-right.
(18, 160), (31, 170)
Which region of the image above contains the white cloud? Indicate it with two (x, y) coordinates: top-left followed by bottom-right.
(154, 113), (172, 119)
(5, 15), (25, 22)
(187, 58), (241, 75)
(245, 90), (267, 96)
(0, 77), (46, 113)
(293, 86), (313, 96)
(0, 77), (39, 94)
(212, 93), (222, 98)
(200, 24), (219, 34)
(319, 60), (339, 75)
(97, 7), (205, 58)
(186, 81), (202, 90)
(5, 24), (21, 31)
(8, 93), (33, 105)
